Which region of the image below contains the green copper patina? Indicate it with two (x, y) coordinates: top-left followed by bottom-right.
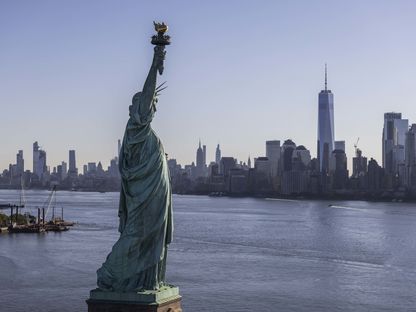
(96, 26), (172, 292)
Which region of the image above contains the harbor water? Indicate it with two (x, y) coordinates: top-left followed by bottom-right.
(1, 190), (416, 311)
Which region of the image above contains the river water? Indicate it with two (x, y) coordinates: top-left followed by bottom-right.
(0, 190), (416, 311)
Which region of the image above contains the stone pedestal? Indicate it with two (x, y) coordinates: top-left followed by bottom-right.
(86, 285), (182, 312)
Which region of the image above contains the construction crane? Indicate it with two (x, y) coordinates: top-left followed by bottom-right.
(354, 137), (360, 157)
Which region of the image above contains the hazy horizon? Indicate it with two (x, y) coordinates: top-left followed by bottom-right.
(1, 1), (416, 171)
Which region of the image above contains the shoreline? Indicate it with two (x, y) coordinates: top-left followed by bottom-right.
(0, 187), (414, 203)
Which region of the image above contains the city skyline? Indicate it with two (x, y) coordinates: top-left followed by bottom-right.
(2, 1), (416, 170)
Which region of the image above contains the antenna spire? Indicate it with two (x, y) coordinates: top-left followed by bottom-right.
(325, 63), (327, 91)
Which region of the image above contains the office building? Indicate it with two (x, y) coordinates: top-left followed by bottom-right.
(382, 112), (408, 175)
(68, 150), (78, 177)
(16, 150), (24, 177)
(281, 139), (296, 172)
(317, 65), (335, 173)
(215, 144), (221, 164)
(266, 140), (281, 178)
(33, 141), (47, 181)
(334, 140), (345, 152)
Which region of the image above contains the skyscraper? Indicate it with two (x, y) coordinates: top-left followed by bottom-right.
(352, 149), (368, 178)
(68, 150), (77, 177)
(330, 149), (348, 189)
(281, 139), (296, 172)
(38, 149), (47, 179)
(61, 161), (68, 180)
(317, 65), (335, 173)
(195, 140), (206, 178)
(196, 140), (204, 168)
(334, 140), (345, 152)
(33, 141), (47, 180)
(203, 145), (207, 167)
(33, 141), (39, 177)
(292, 145), (311, 167)
(405, 124), (416, 187)
(16, 150), (24, 177)
(382, 112), (408, 175)
(266, 140), (281, 178)
(215, 144), (221, 164)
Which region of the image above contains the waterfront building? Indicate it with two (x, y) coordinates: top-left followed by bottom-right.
(330, 149), (348, 190)
(317, 65), (335, 174)
(368, 158), (383, 192)
(281, 139), (296, 172)
(215, 144), (221, 164)
(352, 149), (367, 178)
(281, 170), (309, 195)
(281, 146), (311, 195)
(229, 168), (248, 194)
(83, 164), (88, 175)
(254, 157), (270, 177)
(382, 112), (408, 176)
(307, 158), (321, 194)
(254, 157), (271, 193)
(404, 124), (416, 189)
(220, 157), (236, 177)
(266, 140), (281, 178)
(351, 148), (368, 190)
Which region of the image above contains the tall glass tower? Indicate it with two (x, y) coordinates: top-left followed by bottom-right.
(317, 65), (335, 173)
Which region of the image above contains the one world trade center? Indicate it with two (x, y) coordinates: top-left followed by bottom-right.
(317, 65), (334, 174)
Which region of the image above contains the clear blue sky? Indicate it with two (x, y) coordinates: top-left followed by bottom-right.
(1, 0), (416, 171)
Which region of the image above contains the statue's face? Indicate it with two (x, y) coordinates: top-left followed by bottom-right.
(132, 92), (142, 103)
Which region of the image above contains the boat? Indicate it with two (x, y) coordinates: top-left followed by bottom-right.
(44, 222), (69, 232)
(8, 224), (45, 234)
(2, 183), (74, 234)
(39, 186), (73, 232)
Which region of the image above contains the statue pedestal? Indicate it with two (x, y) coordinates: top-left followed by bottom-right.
(86, 285), (182, 312)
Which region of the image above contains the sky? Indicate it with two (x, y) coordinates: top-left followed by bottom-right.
(1, 0), (416, 171)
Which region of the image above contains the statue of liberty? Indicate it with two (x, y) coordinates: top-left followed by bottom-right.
(96, 24), (173, 293)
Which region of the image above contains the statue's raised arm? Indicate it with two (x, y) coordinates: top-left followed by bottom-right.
(129, 22), (170, 123)
(138, 45), (166, 117)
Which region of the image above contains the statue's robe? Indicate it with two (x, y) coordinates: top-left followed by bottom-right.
(97, 93), (172, 292)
